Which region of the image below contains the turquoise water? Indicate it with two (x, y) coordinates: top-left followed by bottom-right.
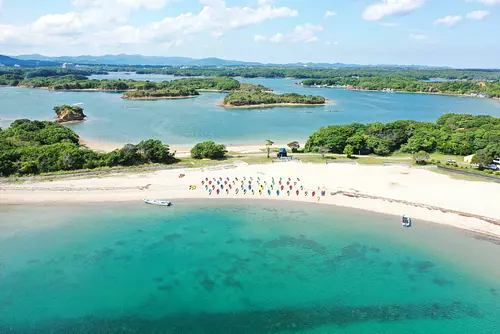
(1, 201), (499, 333)
(1, 76), (500, 145)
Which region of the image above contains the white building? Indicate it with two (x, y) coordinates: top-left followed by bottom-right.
(62, 63), (76, 70)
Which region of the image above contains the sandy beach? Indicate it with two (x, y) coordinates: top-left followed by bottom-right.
(2, 162), (499, 237)
(80, 140), (296, 156)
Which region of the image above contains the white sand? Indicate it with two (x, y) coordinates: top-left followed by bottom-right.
(1, 162), (500, 237)
(82, 141), (295, 157)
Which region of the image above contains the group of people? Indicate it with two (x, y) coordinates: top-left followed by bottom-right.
(192, 175), (328, 201)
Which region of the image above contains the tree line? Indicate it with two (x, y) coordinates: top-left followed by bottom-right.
(3, 66), (500, 83)
(123, 87), (200, 99)
(3, 67), (499, 98)
(0, 120), (176, 176)
(130, 67), (500, 81)
(304, 113), (500, 160)
(301, 77), (500, 98)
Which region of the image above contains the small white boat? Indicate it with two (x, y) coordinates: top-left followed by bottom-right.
(144, 199), (172, 206)
(402, 215), (411, 228)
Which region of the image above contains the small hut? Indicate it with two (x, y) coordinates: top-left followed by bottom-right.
(464, 154), (475, 164)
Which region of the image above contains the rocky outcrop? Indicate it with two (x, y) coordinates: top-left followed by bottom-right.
(54, 105), (86, 123)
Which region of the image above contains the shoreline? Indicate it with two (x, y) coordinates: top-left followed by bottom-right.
(81, 139), (303, 154)
(3, 83), (498, 101)
(122, 95), (198, 101)
(220, 102), (328, 109)
(1, 163), (499, 237)
(301, 85), (498, 100)
(57, 119), (86, 124)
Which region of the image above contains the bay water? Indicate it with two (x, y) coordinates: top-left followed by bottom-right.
(1, 200), (499, 333)
(1, 76), (500, 146)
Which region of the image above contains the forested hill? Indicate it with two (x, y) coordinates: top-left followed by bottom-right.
(0, 120), (176, 176)
(131, 67), (500, 81)
(305, 113), (500, 159)
(301, 77), (500, 98)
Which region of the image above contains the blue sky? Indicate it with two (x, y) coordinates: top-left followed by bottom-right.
(0, 0), (499, 67)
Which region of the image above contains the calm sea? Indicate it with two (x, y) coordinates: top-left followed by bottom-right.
(0, 200), (499, 333)
(1, 75), (500, 145)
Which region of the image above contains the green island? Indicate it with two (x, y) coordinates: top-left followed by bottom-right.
(0, 69), (326, 106)
(122, 87), (200, 100)
(54, 105), (86, 123)
(301, 77), (500, 98)
(1, 113), (498, 177)
(222, 91), (326, 108)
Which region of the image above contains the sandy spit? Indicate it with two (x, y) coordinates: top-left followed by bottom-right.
(1, 162), (499, 237)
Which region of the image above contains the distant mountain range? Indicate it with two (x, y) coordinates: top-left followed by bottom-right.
(0, 55), (58, 67)
(13, 54), (264, 67)
(4, 53), (450, 69)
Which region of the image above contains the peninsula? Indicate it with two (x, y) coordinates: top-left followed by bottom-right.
(301, 77), (500, 99)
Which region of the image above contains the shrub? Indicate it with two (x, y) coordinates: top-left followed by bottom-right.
(413, 151), (430, 165)
(191, 141), (227, 159)
(344, 144), (354, 158)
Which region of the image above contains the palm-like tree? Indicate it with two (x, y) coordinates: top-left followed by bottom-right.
(265, 140), (274, 158)
(287, 141), (300, 153)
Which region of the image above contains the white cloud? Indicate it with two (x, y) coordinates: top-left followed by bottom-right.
(363, 0), (424, 21)
(270, 33), (285, 42)
(254, 34), (267, 42)
(31, 0), (172, 36)
(73, 0), (173, 10)
(410, 33), (427, 40)
(1, 0), (298, 50)
(380, 22), (399, 27)
(325, 10), (337, 18)
(466, 10), (490, 20)
(469, 0), (500, 5)
(255, 24), (323, 43)
(212, 30), (223, 38)
(434, 15), (462, 27)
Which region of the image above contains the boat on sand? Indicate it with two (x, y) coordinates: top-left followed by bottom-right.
(144, 199), (172, 206)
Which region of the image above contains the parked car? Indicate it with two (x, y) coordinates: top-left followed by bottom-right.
(485, 164), (499, 171)
(493, 158), (500, 165)
(446, 158), (457, 163)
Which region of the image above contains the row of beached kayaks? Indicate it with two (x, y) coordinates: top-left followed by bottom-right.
(144, 199), (172, 207)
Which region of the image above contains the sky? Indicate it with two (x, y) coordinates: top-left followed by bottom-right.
(0, 0), (499, 68)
